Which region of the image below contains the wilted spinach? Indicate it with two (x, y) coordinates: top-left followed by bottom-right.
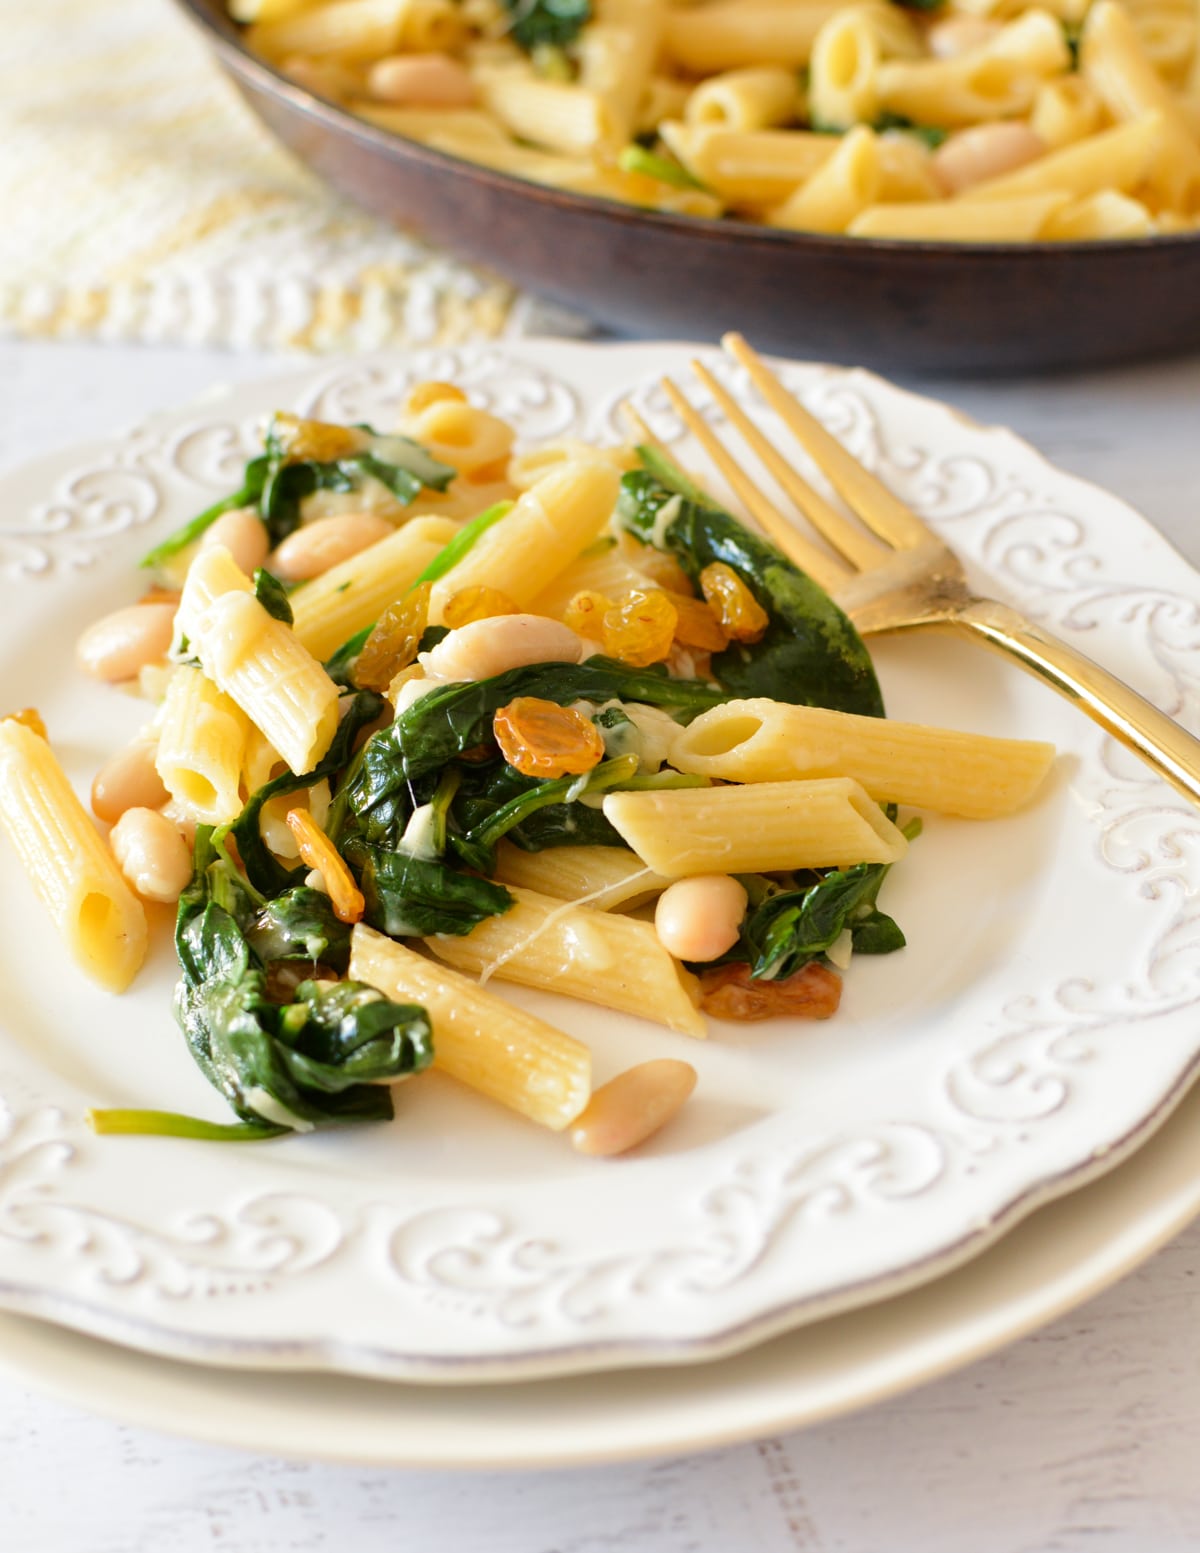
(91, 830), (432, 1140)
(617, 451), (884, 718)
(500, 0), (591, 50)
(140, 418), (456, 568)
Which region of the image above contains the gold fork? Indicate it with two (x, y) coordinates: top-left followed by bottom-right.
(628, 331), (1200, 808)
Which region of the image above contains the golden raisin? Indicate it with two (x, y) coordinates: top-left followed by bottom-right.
(563, 589), (614, 640)
(664, 590), (729, 652)
(494, 697), (606, 780)
(699, 961), (842, 1021)
(285, 808), (365, 924)
(355, 582), (432, 691)
(700, 563), (769, 642)
(4, 708), (46, 738)
(442, 585), (521, 628)
(271, 412), (365, 464)
(601, 589), (678, 667)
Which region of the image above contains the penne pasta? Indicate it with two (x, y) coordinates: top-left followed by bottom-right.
(290, 514), (458, 660)
(230, 0), (1200, 239)
(155, 664), (251, 826)
(177, 546), (340, 776)
(426, 884), (706, 1037)
(0, 719), (147, 992)
(669, 698), (1055, 818)
(349, 925), (591, 1129)
(427, 460), (620, 624)
(490, 840), (671, 911)
(603, 779), (910, 875)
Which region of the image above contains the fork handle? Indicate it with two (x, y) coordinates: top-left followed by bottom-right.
(953, 597), (1200, 807)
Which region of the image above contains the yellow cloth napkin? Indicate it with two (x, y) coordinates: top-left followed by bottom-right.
(0, 0), (579, 350)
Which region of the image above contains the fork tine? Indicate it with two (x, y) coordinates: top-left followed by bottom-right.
(619, 400), (671, 461)
(723, 332), (933, 551)
(658, 377), (851, 594)
(688, 357), (891, 573)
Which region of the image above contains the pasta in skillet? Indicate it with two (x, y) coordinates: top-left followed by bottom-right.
(226, 0), (1200, 240)
(0, 376), (1055, 1155)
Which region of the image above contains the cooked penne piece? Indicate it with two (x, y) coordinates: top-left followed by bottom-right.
(349, 925), (591, 1129)
(155, 664), (251, 826)
(507, 439), (637, 492)
(426, 885), (705, 1037)
(428, 461), (620, 624)
(490, 841), (671, 911)
(603, 779), (909, 875)
(1043, 188), (1157, 237)
(670, 699), (1055, 818)
(476, 67), (616, 156)
(1080, 0), (1200, 205)
(768, 125), (882, 232)
(177, 546), (340, 776)
(658, 121), (838, 206)
(0, 719), (148, 992)
(959, 113), (1163, 201)
(399, 397), (514, 476)
(877, 10), (1072, 128)
(290, 515), (458, 660)
(850, 192), (1068, 239)
(529, 546), (656, 622)
(577, 0), (666, 144)
(684, 66), (801, 132)
(663, 0), (841, 73)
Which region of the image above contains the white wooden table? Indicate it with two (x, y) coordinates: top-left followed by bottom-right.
(2, 339), (1200, 1553)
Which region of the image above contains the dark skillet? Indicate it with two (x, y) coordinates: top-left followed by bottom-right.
(174, 0), (1200, 375)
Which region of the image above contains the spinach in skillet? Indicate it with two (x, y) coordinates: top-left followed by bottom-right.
(500, 0), (591, 50)
(617, 448), (885, 717)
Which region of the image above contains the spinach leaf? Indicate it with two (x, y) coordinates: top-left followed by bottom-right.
(348, 843), (514, 938)
(253, 567), (294, 625)
(500, 0), (591, 50)
(618, 144), (709, 191)
(617, 458), (884, 718)
(140, 419), (456, 567)
(349, 659), (724, 828)
(737, 862), (903, 981)
(247, 885), (352, 972)
(451, 753), (639, 872)
(450, 761), (625, 854)
(724, 816), (918, 979)
(162, 830), (433, 1134)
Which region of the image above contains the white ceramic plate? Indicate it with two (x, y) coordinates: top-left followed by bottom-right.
(2, 340), (1200, 1382)
(5, 1075), (1200, 1468)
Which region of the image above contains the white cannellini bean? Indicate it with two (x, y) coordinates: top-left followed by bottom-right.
(571, 1060), (698, 1157)
(269, 512), (395, 581)
(91, 738), (168, 822)
(109, 807), (193, 904)
(420, 615), (586, 682)
(366, 53), (477, 107)
(75, 603), (178, 683)
(933, 122), (1047, 195)
(200, 507), (270, 576)
(654, 875), (748, 963)
(927, 15), (1003, 57)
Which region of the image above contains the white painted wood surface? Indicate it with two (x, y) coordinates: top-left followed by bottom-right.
(2, 339), (1199, 1552)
